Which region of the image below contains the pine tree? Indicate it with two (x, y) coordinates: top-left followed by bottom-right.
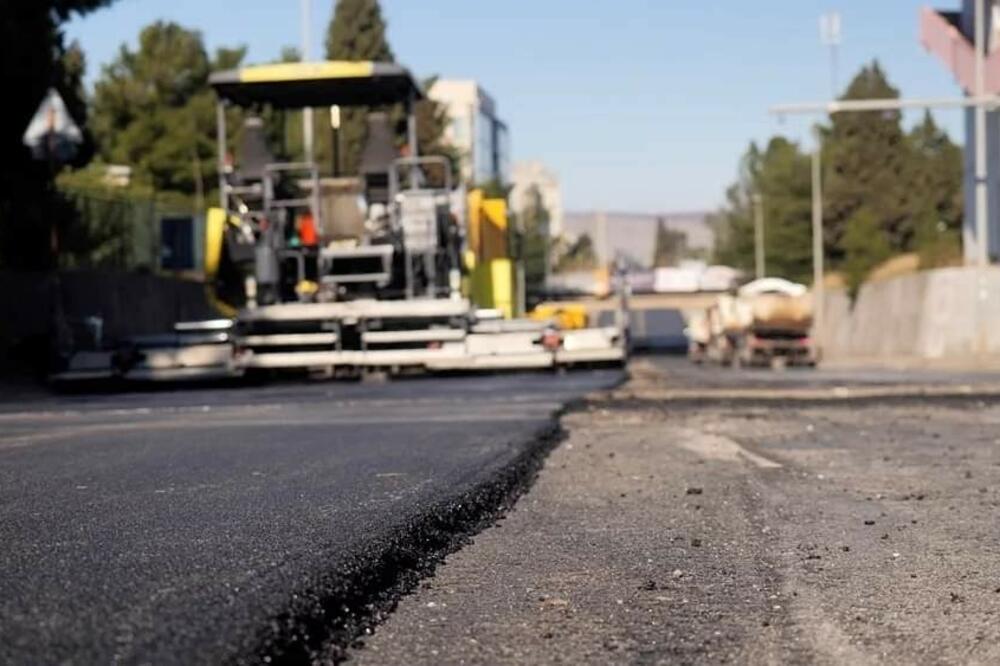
(824, 61), (914, 259)
(90, 22), (246, 196)
(325, 0), (395, 176)
(326, 0), (394, 63)
(713, 138), (813, 284)
(908, 111), (963, 267)
(715, 62), (965, 291)
(325, 0), (456, 179)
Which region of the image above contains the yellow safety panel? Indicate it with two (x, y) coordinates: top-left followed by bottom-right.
(204, 208), (228, 280)
(490, 259), (514, 319)
(204, 207), (239, 318)
(483, 199), (507, 231)
(466, 191), (518, 316)
(239, 61), (375, 84)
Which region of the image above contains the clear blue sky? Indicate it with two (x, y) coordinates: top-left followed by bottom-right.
(66, 0), (966, 214)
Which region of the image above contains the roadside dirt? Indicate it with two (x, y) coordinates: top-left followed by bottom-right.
(350, 360), (1000, 664)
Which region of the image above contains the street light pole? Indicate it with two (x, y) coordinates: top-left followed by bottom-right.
(975, 0), (990, 267)
(301, 0), (314, 164)
(753, 193), (765, 279)
(811, 127), (825, 349)
(820, 12), (842, 98)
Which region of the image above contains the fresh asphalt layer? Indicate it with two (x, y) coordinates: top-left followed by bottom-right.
(0, 370), (620, 665)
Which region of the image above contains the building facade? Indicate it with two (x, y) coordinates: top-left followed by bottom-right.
(509, 161), (564, 237)
(922, 0), (1000, 261)
(428, 80), (510, 186)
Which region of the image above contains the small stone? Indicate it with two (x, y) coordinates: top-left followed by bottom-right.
(842, 546), (851, 552)
(672, 569), (683, 579)
(686, 487), (703, 496)
(691, 538), (702, 547)
(864, 520), (876, 526)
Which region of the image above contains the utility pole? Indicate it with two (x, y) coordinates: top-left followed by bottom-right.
(811, 127), (825, 348)
(301, 0), (314, 164)
(975, 0), (989, 268)
(974, 0), (990, 356)
(752, 193), (765, 279)
(820, 12), (842, 97)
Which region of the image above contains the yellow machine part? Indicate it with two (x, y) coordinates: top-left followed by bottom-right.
(203, 207), (240, 318)
(466, 191), (517, 317)
(529, 302), (589, 330)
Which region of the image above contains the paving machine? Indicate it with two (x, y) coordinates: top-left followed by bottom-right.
(204, 61), (477, 372)
(51, 60), (626, 383)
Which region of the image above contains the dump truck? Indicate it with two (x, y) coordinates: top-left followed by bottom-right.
(53, 60), (626, 382)
(690, 278), (817, 369)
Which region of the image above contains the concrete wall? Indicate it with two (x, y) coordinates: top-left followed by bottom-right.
(821, 266), (1000, 361)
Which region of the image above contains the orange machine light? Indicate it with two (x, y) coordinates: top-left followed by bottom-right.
(298, 212), (318, 247)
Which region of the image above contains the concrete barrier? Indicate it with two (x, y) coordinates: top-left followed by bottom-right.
(0, 271), (217, 376)
(820, 266), (1000, 362)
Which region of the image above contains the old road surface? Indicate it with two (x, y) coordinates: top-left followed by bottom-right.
(0, 370), (621, 665)
(356, 358), (1000, 665)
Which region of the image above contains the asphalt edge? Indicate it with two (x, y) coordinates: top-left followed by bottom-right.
(597, 390), (1000, 412)
(240, 406), (582, 665)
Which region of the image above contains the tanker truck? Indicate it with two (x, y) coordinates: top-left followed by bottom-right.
(693, 278), (817, 369)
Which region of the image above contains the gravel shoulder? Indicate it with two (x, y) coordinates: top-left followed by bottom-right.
(352, 359), (1000, 665)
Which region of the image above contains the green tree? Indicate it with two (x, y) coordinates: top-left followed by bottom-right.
(1, 0), (119, 269)
(652, 218), (687, 267)
(824, 61), (914, 257)
(516, 185), (550, 297)
(90, 22), (245, 201)
(841, 207), (892, 295)
(326, 0), (394, 63)
(325, 0), (455, 179)
(714, 138), (813, 283)
(326, 0), (395, 176)
(908, 111), (963, 267)
(715, 61), (965, 292)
